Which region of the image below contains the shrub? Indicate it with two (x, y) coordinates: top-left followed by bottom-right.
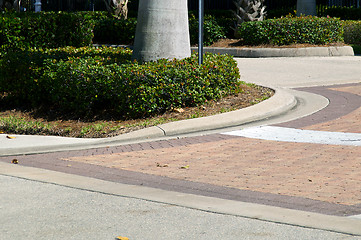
(237, 16), (343, 45)
(0, 47), (132, 104)
(343, 20), (361, 45)
(93, 17), (137, 45)
(0, 47), (240, 118)
(0, 11), (94, 52)
(324, 6), (361, 20)
(188, 14), (227, 46)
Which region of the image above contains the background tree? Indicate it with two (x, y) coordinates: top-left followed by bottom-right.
(103, 0), (129, 19)
(232, 0), (267, 37)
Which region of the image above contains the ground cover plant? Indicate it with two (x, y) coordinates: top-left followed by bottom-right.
(0, 46), (274, 138)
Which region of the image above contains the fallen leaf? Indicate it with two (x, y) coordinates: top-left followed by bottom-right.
(6, 135), (16, 139)
(180, 165), (190, 169)
(0, 131), (4, 134)
(172, 108), (185, 113)
(115, 236), (129, 240)
(156, 162), (169, 168)
(11, 159), (18, 164)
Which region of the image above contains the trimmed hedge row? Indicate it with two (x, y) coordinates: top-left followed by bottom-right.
(324, 6), (361, 20)
(0, 47), (240, 118)
(0, 12), (94, 51)
(237, 16), (343, 45)
(343, 20), (361, 45)
(0, 11), (232, 49)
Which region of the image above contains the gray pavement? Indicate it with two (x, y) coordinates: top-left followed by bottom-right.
(1, 54), (361, 239)
(1, 165), (361, 240)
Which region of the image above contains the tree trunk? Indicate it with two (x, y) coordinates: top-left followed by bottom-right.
(297, 0), (317, 16)
(103, 0), (129, 19)
(132, 0), (191, 62)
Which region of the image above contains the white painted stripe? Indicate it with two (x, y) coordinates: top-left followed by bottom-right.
(223, 126), (361, 146)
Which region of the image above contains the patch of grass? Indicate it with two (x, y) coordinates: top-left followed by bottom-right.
(0, 115), (54, 135)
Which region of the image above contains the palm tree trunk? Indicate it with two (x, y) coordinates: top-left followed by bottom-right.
(297, 0), (317, 16)
(132, 0), (191, 62)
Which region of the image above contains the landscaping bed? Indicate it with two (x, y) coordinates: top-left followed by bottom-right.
(0, 47), (274, 138)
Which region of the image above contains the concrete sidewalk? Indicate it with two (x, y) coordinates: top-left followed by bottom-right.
(1, 56), (361, 239)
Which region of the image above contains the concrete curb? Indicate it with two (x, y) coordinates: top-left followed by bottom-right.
(2, 162), (360, 236)
(191, 46), (355, 58)
(94, 44), (355, 57)
(0, 88), (296, 156)
(156, 88), (296, 136)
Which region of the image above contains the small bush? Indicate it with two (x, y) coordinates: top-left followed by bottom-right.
(1, 47), (240, 118)
(237, 16), (343, 46)
(343, 20), (361, 45)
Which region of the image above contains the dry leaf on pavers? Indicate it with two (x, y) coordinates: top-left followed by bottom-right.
(180, 165), (190, 169)
(115, 236), (129, 240)
(6, 135), (16, 139)
(156, 162), (169, 167)
(11, 159), (18, 164)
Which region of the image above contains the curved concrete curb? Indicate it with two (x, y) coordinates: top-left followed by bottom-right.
(0, 88), (296, 156)
(191, 46), (354, 58)
(156, 88), (296, 136)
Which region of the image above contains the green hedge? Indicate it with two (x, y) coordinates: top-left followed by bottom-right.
(343, 20), (361, 45)
(237, 16), (343, 45)
(0, 47), (132, 103)
(0, 47), (240, 118)
(0, 12), (94, 52)
(0, 11), (231, 49)
(324, 6), (361, 20)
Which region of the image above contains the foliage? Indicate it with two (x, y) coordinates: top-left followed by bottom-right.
(343, 20), (361, 45)
(324, 6), (361, 20)
(0, 46), (132, 103)
(0, 11), (94, 53)
(93, 17), (137, 44)
(188, 14), (227, 46)
(0, 47), (240, 118)
(237, 15), (343, 45)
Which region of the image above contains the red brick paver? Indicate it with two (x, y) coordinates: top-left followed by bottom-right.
(59, 84), (361, 207)
(64, 137), (361, 205)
